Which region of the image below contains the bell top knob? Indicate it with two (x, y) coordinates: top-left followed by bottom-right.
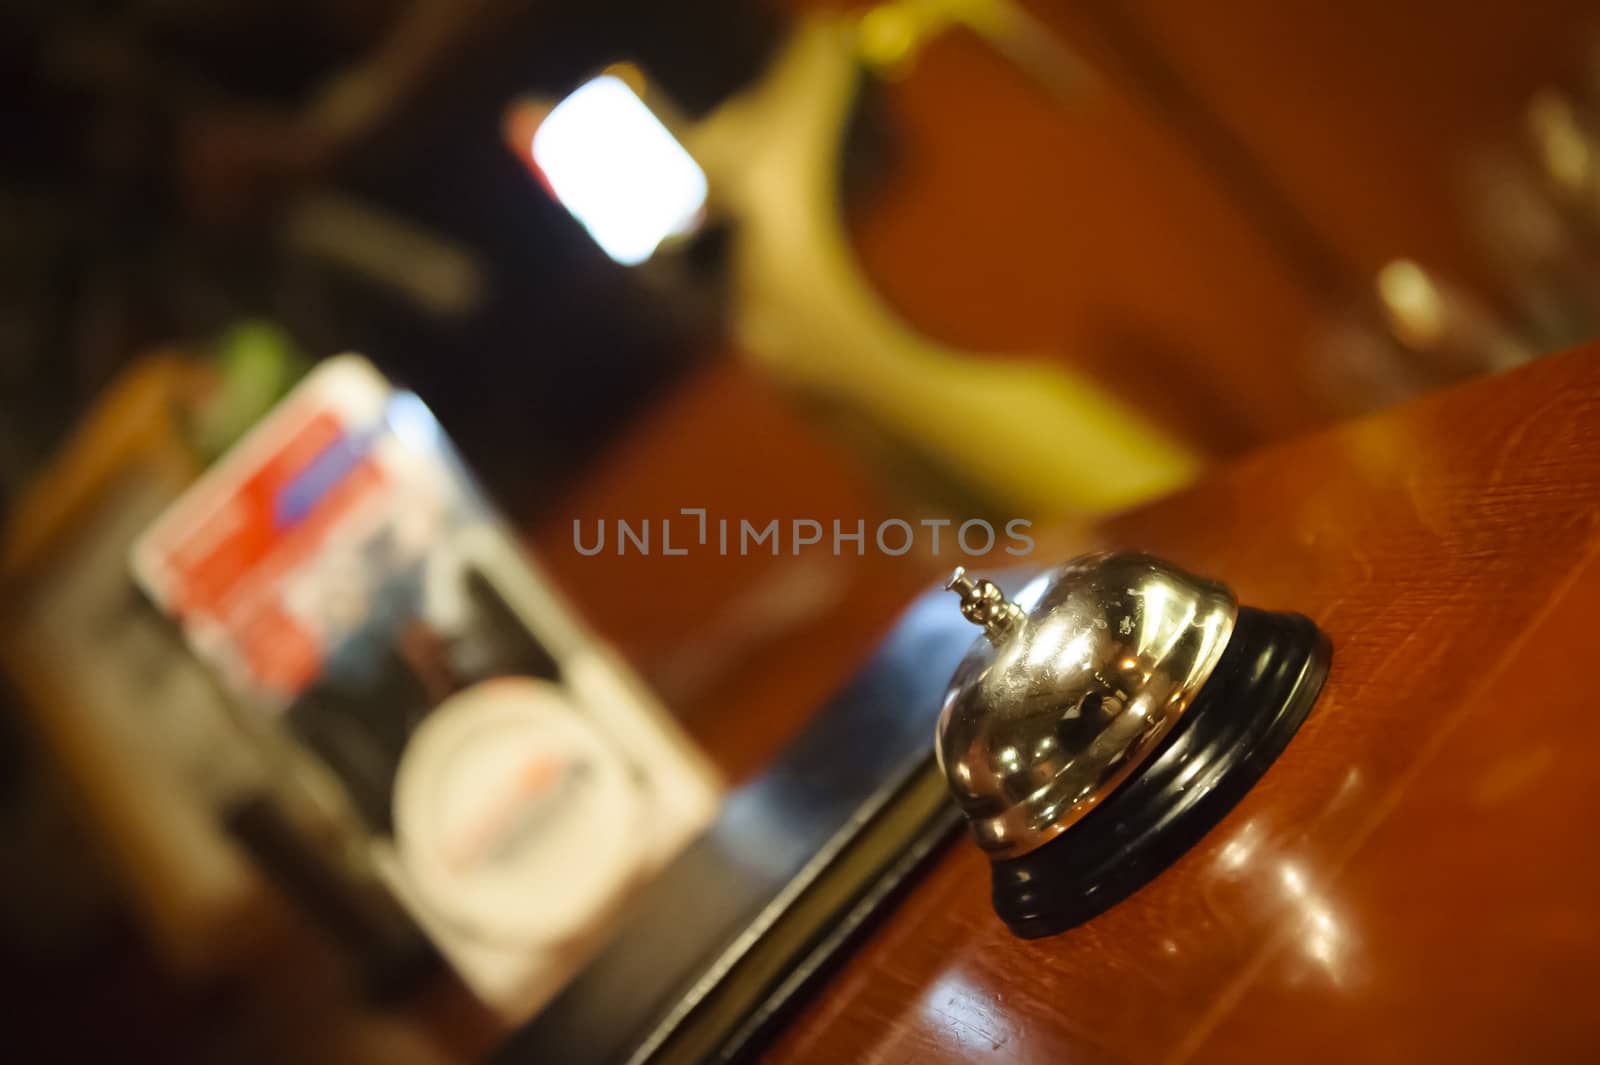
(946, 566), (1024, 642)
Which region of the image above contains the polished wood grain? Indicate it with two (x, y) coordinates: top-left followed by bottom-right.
(757, 344), (1600, 1064)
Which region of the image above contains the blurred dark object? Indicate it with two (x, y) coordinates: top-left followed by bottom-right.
(0, 0), (785, 517)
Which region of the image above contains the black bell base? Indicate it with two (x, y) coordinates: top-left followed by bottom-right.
(991, 607), (1331, 939)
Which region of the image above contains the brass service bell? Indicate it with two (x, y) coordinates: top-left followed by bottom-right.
(936, 554), (1331, 937)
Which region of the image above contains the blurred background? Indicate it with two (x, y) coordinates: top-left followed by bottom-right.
(4, 0), (1600, 1060)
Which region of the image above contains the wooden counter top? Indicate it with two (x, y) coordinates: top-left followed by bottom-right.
(760, 344), (1600, 1064)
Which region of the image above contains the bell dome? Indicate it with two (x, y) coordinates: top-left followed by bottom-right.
(936, 554), (1235, 859)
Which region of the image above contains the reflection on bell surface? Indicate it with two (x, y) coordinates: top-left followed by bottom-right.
(938, 555), (1236, 859)
(935, 554), (1332, 938)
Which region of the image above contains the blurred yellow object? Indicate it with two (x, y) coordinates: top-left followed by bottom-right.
(689, 16), (1197, 517)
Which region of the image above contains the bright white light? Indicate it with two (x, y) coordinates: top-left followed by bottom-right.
(532, 76), (708, 265)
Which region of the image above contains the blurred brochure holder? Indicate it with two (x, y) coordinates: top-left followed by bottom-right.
(1, 354), (720, 1020)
